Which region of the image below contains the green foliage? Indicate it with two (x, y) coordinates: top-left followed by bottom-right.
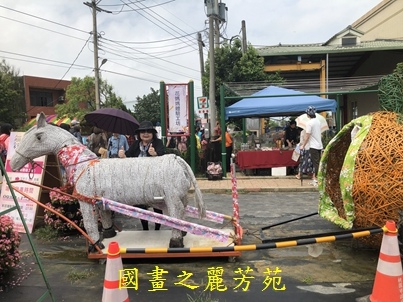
(56, 76), (93, 120)
(0, 60), (25, 126)
(378, 62), (403, 114)
(56, 76), (129, 121)
(202, 39), (284, 113)
(67, 268), (95, 283)
(133, 87), (161, 124)
(34, 225), (59, 241)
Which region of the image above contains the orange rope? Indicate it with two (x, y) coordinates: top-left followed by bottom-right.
(10, 180), (103, 254)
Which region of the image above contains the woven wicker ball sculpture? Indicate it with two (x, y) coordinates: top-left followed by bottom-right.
(318, 111), (403, 247)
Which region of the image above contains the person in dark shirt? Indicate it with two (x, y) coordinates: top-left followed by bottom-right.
(118, 121), (165, 230)
(285, 120), (299, 147)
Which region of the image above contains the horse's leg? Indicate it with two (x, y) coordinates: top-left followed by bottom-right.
(79, 201), (103, 252)
(165, 196), (186, 248)
(96, 205), (116, 238)
(180, 195), (189, 237)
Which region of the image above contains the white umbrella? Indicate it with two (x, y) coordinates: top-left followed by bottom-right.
(296, 113), (329, 133)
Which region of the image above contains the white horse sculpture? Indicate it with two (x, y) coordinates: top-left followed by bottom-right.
(10, 113), (205, 252)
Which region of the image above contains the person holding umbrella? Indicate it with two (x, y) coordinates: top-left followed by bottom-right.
(299, 106), (323, 186)
(118, 120), (165, 230)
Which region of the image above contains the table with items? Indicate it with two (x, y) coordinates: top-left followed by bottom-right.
(236, 149), (298, 171)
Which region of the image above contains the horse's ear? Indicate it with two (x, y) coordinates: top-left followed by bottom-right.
(37, 112), (47, 128)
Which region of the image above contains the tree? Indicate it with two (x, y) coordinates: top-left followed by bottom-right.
(133, 88), (161, 124)
(56, 76), (129, 121)
(0, 60), (25, 126)
(202, 39), (283, 111)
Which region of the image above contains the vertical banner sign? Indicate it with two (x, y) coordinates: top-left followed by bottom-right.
(0, 132), (46, 233)
(167, 84), (189, 134)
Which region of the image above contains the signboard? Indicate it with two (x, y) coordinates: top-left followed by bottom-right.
(166, 84), (189, 134)
(0, 132), (46, 233)
(197, 96), (209, 114)
(197, 96), (209, 109)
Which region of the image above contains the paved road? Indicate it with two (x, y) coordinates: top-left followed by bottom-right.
(1, 192), (379, 302)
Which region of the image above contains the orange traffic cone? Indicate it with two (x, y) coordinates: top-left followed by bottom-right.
(102, 242), (130, 302)
(370, 220), (403, 302)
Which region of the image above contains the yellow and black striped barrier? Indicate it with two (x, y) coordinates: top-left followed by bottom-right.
(120, 226), (385, 254)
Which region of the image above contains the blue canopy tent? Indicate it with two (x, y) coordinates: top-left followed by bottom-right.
(225, 86), (337, 118)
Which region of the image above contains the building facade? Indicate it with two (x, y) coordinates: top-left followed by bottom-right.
(22, 75), (70, 121)
(257, 0), (403, 127)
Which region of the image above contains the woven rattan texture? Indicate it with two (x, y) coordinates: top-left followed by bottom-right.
(324, 127), (352, 220)
(352, 111), (403, 247)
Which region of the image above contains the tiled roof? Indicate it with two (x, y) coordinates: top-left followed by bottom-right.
(256, 40), (403, 56)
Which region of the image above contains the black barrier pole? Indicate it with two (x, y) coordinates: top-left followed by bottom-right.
(261, 212), (318, 230)
(122, 226), (384, 254)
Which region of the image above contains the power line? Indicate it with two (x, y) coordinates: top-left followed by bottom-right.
(0, 5), (88, 34)
(53, 35), (92, 89)
(0, 49), (201, 85)
(101, 37), (200, 73)
(0, 15), (88, 42)
(105, 30), (203, 45)
(23, 35), (92, 115)
(0, 2), (204, 100)
(0, 55), (89, 71)
(97, 40), (198, 78)
(98, 0), (175, 13)
(0, 50), (91, 70)
(120, 0), (198, 51)
(107, 59), (178, 82)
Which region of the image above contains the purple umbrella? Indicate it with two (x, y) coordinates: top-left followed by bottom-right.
(84, 108), (140, 135)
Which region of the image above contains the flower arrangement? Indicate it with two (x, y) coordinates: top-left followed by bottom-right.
(44, 184), (84, 233)
(207, 162), (222, 175)
(0, 215), (21, 276)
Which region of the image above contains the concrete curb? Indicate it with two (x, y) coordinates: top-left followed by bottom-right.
(190, 187), (318, 194)
(192, 176), (319, 194)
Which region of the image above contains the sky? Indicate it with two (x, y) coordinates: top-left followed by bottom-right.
(0, 0), (381, 109)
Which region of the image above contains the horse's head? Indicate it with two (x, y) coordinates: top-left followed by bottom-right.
(10, 112), (76, 171)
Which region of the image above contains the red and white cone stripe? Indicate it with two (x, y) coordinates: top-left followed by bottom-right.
(102, 242), (130, 302)
(370, 221), (403, 302)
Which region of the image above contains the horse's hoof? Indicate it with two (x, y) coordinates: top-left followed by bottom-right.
(88, 240), (105, 253)
(169, 238), (184, 248)
(103, 227), (117, 239)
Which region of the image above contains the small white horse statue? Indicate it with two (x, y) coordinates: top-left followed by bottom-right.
(10, 112), (205, 252)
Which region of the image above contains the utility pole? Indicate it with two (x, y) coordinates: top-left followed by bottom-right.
(215, 19), (220, 48)
(241, 20), (247, 54)
(208, 13), (216, 131)
(85, 0), (111, 109)
(91, 0), (101, 110)
(205, 0), (227, 131)
(197, 32), (206, 96)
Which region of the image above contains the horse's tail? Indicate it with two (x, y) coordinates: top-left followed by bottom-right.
(175, 155), (206, 218)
